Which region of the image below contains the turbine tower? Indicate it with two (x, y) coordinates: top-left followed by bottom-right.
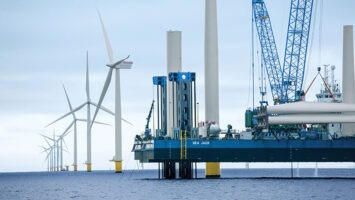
(91, 11), (132, 173)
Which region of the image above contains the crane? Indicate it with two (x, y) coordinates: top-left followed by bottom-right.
(252, 0), (314, 104)
(144, 100), (155, 137)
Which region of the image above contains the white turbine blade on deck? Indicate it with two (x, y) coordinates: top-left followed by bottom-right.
(97, 10), (114, 63)
(86, 51), (90, 101)
(63, 85), (76, 120)
(45, 102), (87, 127)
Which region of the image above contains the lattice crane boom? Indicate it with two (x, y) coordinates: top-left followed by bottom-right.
(252, 0), (314, 104)
(282, 0), (314, 102)
(252, 0), (283, 102)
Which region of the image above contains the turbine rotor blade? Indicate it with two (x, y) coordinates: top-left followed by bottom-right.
(77, 118), (110, 126)
(90, 102), (114, 115)
(97, 10), (114, 63)
(62, 139), (69, 152)
(58, 122), (74, 139)
(86, 51), (90, 101)
(91, 68), (114, 128)
(41, 134), (55, 142)
(121, 118), (134, 126)
(106, 55), (130, 68)
(92, 121), (111, 126)
(63, 148), (70, 154)
(62, 85), (76, 120)
(44, 138), (51, 147)
(90, 102), (133, 126)
(46, 102), (87, 127)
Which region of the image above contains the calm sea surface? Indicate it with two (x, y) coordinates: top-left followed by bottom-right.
(1, 168), (355, 200)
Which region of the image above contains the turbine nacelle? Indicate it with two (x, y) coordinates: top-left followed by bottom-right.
(106, 55), (132, 69)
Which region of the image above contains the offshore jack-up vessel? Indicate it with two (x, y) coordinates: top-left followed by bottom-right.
(132, 70), (355, 179)
(132, 0), (355, 179)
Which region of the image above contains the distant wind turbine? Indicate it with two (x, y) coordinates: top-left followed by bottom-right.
(91, 10), (133, 173)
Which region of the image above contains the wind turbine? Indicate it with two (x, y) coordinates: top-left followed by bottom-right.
(46, 51), (125, 172)
(91, 11), (133, 173)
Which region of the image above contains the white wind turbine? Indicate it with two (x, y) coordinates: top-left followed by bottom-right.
(91, 11), (133, 173)
(46, 51), (129, 172)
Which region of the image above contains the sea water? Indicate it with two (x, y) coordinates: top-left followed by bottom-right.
(1, 168), (355, 200)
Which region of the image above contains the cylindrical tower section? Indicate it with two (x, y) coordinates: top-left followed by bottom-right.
(167, 31), (182, 136)
(205, 0), (220, 178)
(342, 25), (355, 137)
(205, 0), (219, 124)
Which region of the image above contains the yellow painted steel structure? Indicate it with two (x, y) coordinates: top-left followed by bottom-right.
(206, 162), (220, 178)
(115, 161), (122, 173)
(87, 163), (92, 172)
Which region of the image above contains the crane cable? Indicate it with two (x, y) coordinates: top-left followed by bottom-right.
(304, 0), (322, 87)
(302, 70), (337, 102)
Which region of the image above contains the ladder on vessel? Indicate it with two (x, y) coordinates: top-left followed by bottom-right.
(180, 130), (188, 160)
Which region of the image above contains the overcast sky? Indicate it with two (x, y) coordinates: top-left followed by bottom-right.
(1, 0), (355, 172)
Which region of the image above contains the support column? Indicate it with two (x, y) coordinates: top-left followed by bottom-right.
(179, 160), (193, 179)
(206, 162), (220, 178)
(163, 161), (176, 179)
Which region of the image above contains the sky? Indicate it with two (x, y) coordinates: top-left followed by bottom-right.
(1, 0), (355, 172)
